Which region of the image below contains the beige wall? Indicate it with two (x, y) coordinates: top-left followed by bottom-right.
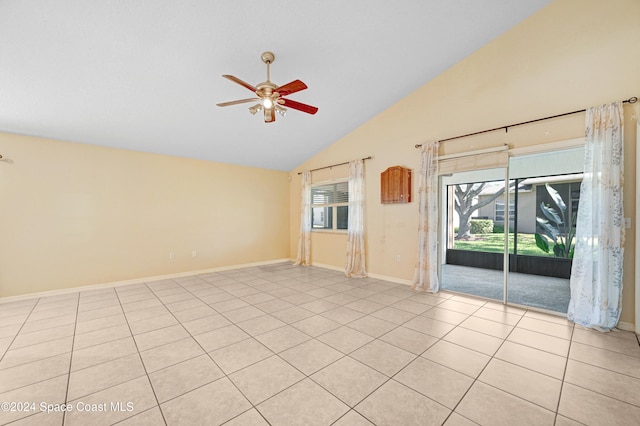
(0, 133), (290, 297)
(289, 0), (640, 325)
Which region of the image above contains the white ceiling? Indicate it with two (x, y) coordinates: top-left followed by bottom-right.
(0, 1), (552, 171)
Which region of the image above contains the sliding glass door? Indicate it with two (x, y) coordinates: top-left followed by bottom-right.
(438, 145), (584, 314)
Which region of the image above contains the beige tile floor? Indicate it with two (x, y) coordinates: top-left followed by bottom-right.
(1, 263), (639, 426)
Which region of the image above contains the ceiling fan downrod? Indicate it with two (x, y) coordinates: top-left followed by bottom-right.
(261, 51), (275, 83)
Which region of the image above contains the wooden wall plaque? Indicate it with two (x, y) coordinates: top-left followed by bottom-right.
(381, 166), (412, 204)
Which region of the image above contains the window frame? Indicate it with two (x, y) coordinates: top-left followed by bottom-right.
(310, 179), (349, 233)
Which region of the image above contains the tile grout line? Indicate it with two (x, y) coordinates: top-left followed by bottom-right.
(187, 277), (278, 426)
(0, 299), (41, 365)
(443, 305), (626, 423)
(0, 297), (65, 425)
(61, 292), (81, 426)
(5, 263), (638, 425)
(441, 302), (529, 424)
(249, 291), (458, 424)
(335, 298), (463, 425)
(72, 322), (129, 350)
(553, 321), (575, 425)
(554, 354), (640, 411)
(391, 301), (489, 425)
(177, 273), (401, 423)
(149, 276), (273, 424)
(113, 284), (169, 426)
(101, 283), (638, 420)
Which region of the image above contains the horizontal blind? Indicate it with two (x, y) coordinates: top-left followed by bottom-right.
(311, 181), (349, 205)
(439, 151), (509, 176)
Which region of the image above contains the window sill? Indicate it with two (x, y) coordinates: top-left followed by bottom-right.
(311, 229), (348, 235)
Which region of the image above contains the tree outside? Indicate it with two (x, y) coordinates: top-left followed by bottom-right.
(453, 182), (513, 240)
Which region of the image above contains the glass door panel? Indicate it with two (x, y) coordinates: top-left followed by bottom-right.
(506, 148), (584, 313)
(440, 168), (509, 302)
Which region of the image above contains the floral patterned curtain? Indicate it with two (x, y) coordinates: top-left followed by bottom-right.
(294, 171), (311, 266)
(568, 102), (624, 330)
(413, 141), (440, 292)
(345, 159), (367, 277)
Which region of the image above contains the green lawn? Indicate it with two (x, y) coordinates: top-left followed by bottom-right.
(452, 233), (554, 257)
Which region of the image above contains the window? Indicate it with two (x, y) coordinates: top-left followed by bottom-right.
(495, 201), (515, 222)
(311, 181), (348, 231)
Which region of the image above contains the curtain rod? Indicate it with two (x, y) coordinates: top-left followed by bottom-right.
(297, 156), (372, 175)
(415, 96), (638, 148)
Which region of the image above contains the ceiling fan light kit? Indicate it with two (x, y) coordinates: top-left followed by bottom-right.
(217, 51), (318, 123)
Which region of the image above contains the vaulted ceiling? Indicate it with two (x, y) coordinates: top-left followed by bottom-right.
(0, 1), (552, 171)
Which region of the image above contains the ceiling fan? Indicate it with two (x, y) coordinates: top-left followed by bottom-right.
(216, 51), (318, 123)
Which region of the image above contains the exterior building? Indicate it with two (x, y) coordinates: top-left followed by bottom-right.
(476, 174), (583, 235)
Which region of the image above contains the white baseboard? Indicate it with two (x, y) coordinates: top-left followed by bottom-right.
(310, 262), (344, 273)
(617, 321), (636, 333)
(366, 272), (413, 286)
(0, 258), (292, 304)
(310, 262), (413, 287)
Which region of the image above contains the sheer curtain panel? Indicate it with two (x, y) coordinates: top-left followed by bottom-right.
(568, 102), (624, 330)
(413, 141), (440, 292)
(345, 160), (367, 277)
(294, 171), (311, 266)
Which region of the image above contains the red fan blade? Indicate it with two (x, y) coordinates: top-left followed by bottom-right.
(264, 108), (276, 123)
(222, 75), (257, 92)
(216, 98), (260, 107)
(275, 80), (308, 97)
(280, 98), (318, 115)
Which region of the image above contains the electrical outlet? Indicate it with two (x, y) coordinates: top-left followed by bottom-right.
(624, 217), (632, 229)
(169, 252), (175, 261)
(396, 255), (401, 262)
(192, 250), (197, 258)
